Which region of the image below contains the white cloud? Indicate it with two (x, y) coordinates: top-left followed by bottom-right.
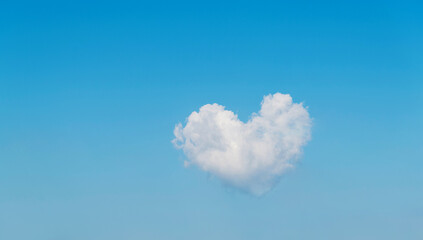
(172, 93), (311, 195)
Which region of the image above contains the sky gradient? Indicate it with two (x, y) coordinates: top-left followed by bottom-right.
(1, 1), (422, 239)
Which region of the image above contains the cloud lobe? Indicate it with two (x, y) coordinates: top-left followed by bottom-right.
(173, 93), (311, 195)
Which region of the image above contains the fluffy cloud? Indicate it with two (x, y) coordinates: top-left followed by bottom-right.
(172, 93), (311, 195)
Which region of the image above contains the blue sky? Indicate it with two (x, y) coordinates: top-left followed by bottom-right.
(1, 0), (422, 239)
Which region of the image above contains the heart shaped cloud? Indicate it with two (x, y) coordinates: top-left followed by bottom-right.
(173, 93), (311, 195)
